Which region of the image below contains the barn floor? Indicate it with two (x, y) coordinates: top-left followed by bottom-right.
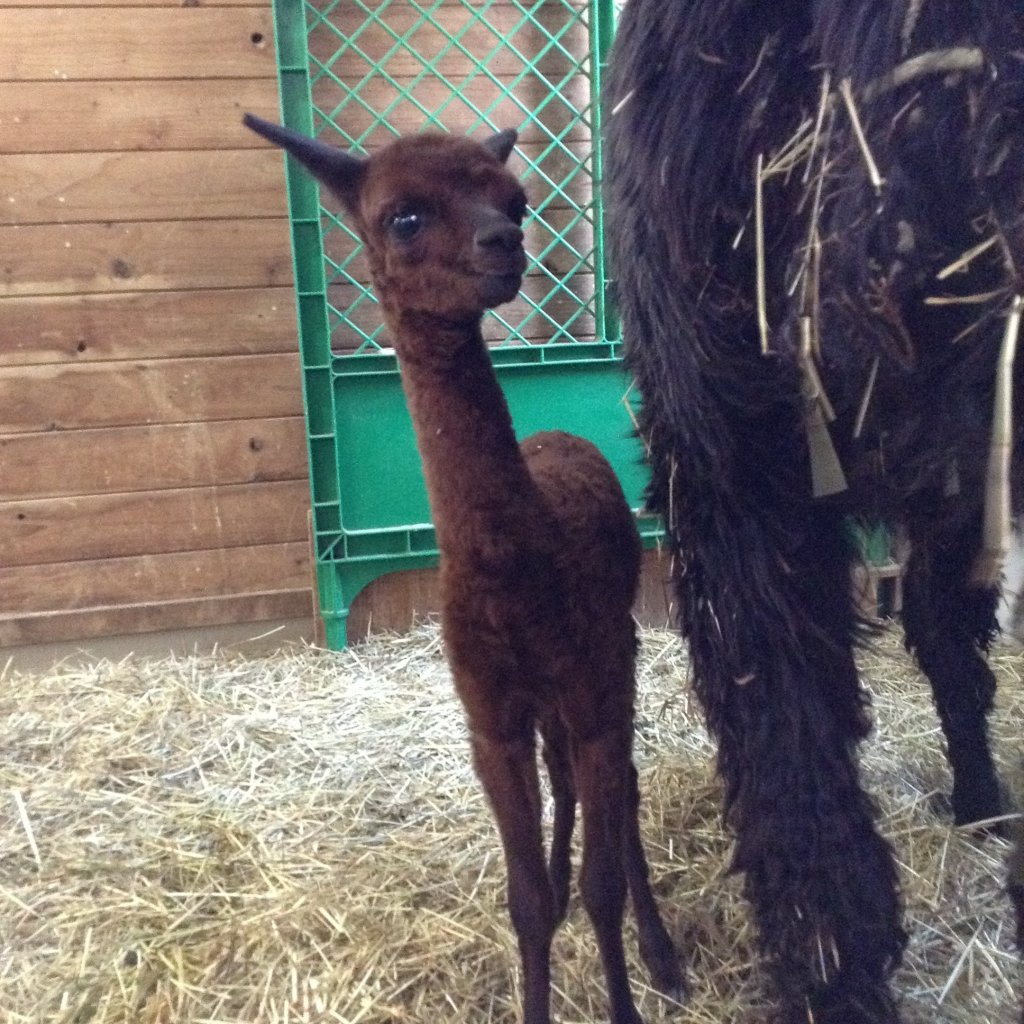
(0, 622), (1021, 1023)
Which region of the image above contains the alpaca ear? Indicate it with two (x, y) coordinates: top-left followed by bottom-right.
(482, 128), (518, 165)
(243, 113), (367, 213)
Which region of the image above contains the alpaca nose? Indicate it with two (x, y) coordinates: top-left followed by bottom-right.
(475, 218), (524, 253)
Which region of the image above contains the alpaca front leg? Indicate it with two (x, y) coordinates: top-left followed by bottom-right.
(680, 510), (906, 1023)
(573, 726), (645, 1024)
(471, 732), (558, 1024)
(903, 515), (1002, 828)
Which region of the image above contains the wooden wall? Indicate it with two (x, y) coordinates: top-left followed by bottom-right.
(0, 0), (313, 647)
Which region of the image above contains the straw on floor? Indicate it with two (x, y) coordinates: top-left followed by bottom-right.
(1, 621), (1021, 1023)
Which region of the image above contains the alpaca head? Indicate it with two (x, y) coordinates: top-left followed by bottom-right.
(244, 115), (528, 333)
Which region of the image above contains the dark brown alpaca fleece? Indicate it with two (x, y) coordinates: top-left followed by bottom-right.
(605, 3), (1024, 1023)
(243, 114), (685, 1024)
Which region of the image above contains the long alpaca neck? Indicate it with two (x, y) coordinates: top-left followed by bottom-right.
(392, 314), (538, 558)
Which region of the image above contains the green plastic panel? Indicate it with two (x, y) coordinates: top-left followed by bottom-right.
(266, 0), (649, 647)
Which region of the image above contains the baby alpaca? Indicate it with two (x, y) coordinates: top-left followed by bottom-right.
(244, 114), (685, 1024)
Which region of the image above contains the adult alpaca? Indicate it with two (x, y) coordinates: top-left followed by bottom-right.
(604, 3), (1024, 1022)
(244, 114), (685, 1024)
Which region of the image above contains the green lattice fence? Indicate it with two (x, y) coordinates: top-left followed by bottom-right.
(305, 0), (614, 352)
(267, 0), (650, 646)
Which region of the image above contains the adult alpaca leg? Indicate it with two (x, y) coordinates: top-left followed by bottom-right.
(903, 515), (1003, 827)
(679, 503), (906, 1023)
(1009, 831), (1024, 1017)
(471, 730), (558, 1024)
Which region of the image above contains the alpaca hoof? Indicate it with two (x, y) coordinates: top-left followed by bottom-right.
(615, 1009), (645, 1024)
(928, 787), (1005, 834)
(773, 980), (901, 1024)
(952, 781), (1010, 836)
(640, 938), (687, 1005)
(773, 999), (900, 1024)
(658, 982), (689, 1010)
(651, 967), (688, 1007)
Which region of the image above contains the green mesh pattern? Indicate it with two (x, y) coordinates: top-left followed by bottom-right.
(301, 0), (609, 354)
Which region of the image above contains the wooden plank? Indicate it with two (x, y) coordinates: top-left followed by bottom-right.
(306, 508), (326, 647)
(6, 150), (287, 224)
(0, 417), (308, 499)
(2, 287), (297, 366)
(0, 80), (281, 154)
(2, 9), (276, 81)
(0, 76), (588, 154)
(2, 550), (670, 648)
(0, 590), (312, 650)
(347, 566), (441, 643)
(0, 541), (311, 615)
(2, 479), (311, 566)
(345, 547), (672, 641)
(0, 218), (293, 297)
(0, 353), (303, 434)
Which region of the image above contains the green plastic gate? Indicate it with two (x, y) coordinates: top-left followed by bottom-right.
(266, 0), (652, 647)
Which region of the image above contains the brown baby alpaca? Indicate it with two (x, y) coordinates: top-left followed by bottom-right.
(244, 114), (685, 1024)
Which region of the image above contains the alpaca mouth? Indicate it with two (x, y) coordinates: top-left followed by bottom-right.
(480, 269), (523, 284)
(474, 251), (527, 279)
(477, 269), (523, 306)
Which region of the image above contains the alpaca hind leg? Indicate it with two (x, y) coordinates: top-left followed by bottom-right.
(472, 732), (558, 1024)
(681, 509), (905, 1023)
(624, 763), (686, 1002)
(903, 515), (1002, 827)
(540, 713), (576, 924)
(573, 724), (645, 1024)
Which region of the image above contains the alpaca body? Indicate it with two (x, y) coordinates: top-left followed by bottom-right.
(605, 2), (1024, 1022)
(245, 115), (684, 1024)
(392, 305), (678, 1024)
(394, 317), (642, 728)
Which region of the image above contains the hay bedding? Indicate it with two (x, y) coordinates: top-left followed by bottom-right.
(0, 623), (1021, 1024)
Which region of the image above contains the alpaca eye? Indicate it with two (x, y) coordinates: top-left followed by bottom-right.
(388, 211), (423, 242)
